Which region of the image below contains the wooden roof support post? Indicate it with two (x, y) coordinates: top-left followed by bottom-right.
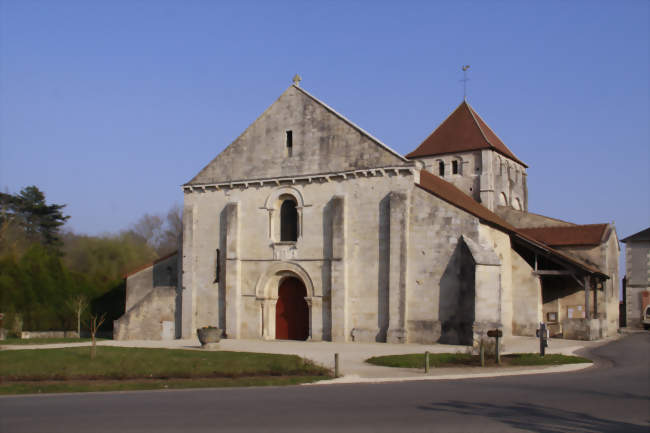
(584, 275), (591, 320)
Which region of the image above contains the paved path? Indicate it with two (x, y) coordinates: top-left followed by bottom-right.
(1, 334), (607, 381)
(1, 333), (648, 432)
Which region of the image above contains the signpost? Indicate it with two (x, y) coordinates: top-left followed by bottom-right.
(487, 329), (502, 364)
(536, 322), (549, 356)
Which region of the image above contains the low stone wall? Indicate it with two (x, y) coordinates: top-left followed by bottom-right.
(562, 318), (602, 341)
(20, 331), (80, 339)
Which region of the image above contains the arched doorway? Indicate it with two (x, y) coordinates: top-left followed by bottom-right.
(275, 277), (309, 340)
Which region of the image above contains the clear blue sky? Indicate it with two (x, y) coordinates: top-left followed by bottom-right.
(1, 0), (648, 245)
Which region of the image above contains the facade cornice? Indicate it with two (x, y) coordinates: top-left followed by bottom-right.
(182, 164), (418, 193)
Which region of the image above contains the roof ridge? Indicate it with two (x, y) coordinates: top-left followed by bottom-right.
(464, 101), (493, 147)
(291, 85), (407, 162)
(406, 103), (466, 158)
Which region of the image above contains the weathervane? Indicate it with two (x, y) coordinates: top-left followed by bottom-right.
(292, 73), (302, 87)
(461, 65), (470, 100)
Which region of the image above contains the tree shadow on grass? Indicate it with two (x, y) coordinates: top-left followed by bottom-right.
(417, 400), (648, 433)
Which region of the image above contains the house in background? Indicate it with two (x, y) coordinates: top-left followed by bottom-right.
(621, 228), (650, 329)
(114, 81), (620, 343)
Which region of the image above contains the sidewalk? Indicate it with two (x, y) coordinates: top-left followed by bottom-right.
(1, 335), (609, 384)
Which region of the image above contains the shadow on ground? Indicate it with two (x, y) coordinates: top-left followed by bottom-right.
(417, 400), (648, 433)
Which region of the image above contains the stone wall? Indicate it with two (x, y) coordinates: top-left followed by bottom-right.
(625, 240), (650, 328)
(114, 287), (176, 340)
(114, 253), (179, 340)
(494, 207), (575, 228)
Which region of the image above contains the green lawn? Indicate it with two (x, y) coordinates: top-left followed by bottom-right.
(366, 353), (592, 368)
(0, 346), (331, 394)
(0, 338), (104, 345)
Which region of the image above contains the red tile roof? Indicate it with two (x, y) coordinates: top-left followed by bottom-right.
(406, 101), (527, 167)
(518, 225), (609, 247)
(416, 170), (606, 277)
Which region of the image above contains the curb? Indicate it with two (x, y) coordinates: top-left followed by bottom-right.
(309, 362), (593, 385)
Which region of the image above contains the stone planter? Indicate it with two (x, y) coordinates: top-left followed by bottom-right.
(197, 327), (222, 346)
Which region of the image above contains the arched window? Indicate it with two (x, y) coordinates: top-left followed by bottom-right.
(438, 161), (445, 176)
(499, 192), (508, 206)
(280, 199), (298, 241)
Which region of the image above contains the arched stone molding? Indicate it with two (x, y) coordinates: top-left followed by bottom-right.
(254, 261), (315, 299)
(499, 192), (508, 206)
(262, 186), (308, 242)
(513, 197), (522, 210)
(254, 262), (322, 340)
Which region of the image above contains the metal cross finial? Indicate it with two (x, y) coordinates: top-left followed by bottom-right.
(460, 65), (470, 101)
(292, 74), (302, 87)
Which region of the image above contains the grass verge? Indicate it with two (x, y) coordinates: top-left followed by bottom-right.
(0, 376), (328, 395)
(0, 338), (105, 346)
(366, 353), (592, 368)
(0, 346), (331, 394)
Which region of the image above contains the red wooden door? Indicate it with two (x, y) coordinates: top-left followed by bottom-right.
(275, 277), (309, 340)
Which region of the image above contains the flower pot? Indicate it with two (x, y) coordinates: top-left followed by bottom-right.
(197, 327), (222, 345)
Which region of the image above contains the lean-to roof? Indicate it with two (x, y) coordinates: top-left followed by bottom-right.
(519, 225), (609, 247)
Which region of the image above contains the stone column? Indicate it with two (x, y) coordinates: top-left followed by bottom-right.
(479, 150), (495, 211)
(261, 298), (277, 340)
(225, 202), (241, 339)
(181, 202), (197, 338)
(387, 191), (410, 344)
(305, 296), (323, 341)
(330, 195), (348, 342)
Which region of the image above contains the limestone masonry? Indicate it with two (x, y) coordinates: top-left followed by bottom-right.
(114, 83), (620, 344)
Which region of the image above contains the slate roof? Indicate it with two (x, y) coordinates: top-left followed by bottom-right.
(518, 225), (609, 247)
(406, 101), (527, 167)
(416, 170), (606, 277)
(621, 227), (650, 243)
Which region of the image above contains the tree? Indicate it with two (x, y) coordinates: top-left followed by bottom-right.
(66, 294), (88, 337)
(0, 186), (69, 250)
(87, 313), (106, 359)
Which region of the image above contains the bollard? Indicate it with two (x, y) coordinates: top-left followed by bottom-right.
(495, 334), (500, 365)
(480, 339), (485, 367)
(424, 351), (430, 373)
(334, 353), (339, 378)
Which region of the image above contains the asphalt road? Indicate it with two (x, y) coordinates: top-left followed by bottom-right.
(1, 333), (648, 433)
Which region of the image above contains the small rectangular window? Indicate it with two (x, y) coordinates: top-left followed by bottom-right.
(452, 160), (458, 174)
(438, 161), (445, 176)
(286, 130), (293, 157)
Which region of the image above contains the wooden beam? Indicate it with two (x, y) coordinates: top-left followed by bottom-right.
(533, 270), (573, 276)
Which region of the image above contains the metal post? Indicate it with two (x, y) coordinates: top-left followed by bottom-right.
(334, 353), (339, 378)
(424, 351), (430, 373)
(495, 334), (500, 365)
(540, 323), (546, 357)
(480, 339), (485, 367)
(584, 276), (591, 320)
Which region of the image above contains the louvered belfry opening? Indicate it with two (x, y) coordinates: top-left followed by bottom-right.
(280, 199), (298, 241)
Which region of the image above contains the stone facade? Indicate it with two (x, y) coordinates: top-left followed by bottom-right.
(621, 228), (650, 329)
(114, 83), (618, 343)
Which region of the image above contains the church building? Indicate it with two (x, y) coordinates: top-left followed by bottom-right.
(114, 80), (619, 344)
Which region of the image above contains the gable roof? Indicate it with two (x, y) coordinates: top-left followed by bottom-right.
(621, 227), (650, 243)
(406, 101), (527, 167)
(416, 170), (605, 277)
(518, 225), (609, 247)
(186, 85), (408, 186)
(291, 85), (408, 163)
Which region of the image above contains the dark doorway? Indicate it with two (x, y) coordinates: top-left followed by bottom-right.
(276, 277), (309, 340)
